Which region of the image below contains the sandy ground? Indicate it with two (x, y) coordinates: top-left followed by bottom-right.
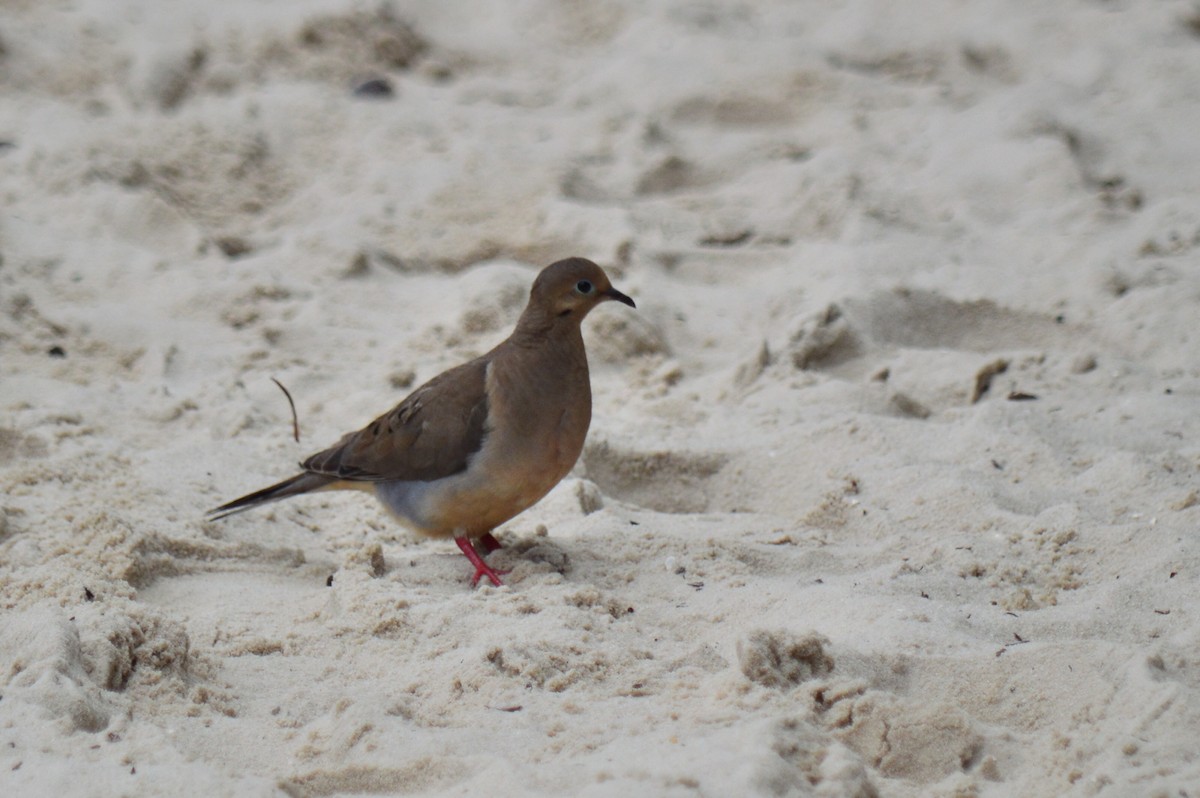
(3, 1), (1200, 795)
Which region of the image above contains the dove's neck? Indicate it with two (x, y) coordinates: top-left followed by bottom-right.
(508, 305), (586, 352)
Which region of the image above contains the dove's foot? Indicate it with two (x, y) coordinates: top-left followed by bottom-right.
(455, 536), (509, 587)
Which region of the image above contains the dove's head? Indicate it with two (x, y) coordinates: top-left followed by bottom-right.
(521, 258), (635, 331)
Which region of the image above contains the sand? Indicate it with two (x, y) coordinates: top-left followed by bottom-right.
(2, 1), (1200, 795)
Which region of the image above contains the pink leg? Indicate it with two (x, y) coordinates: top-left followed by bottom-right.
(455, 536), (509, 587)
(479, 532), (503, 554)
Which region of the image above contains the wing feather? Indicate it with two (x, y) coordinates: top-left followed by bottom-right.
(301, 358), (489, 483)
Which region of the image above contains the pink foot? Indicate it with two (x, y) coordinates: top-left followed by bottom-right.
(479, 532), (503, 554)
(455, 536), (509, 587)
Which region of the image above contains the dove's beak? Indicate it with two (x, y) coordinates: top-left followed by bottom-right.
(604, 287), (636, 308)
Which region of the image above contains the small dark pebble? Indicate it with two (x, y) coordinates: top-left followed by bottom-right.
(1185, 11), (1200, 37)
(48, 345), (66, 358)
(353, 78), (394, 98)
(326, 574), (334, 587)
(1007, 391), (1038, 401)
(84, 587), (95, 601)
(215, 237), (252, 258)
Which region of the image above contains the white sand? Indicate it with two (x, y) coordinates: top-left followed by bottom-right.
(3, 1), (1200, 795)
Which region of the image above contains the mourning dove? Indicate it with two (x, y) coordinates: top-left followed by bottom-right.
(207, 257), (635, 587)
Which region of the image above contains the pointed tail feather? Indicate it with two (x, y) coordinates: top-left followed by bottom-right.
(206, 472), (335, 520)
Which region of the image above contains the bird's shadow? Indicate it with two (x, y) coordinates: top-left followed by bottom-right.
(393, 530), (627, 591)
(496, 533), (573, 578)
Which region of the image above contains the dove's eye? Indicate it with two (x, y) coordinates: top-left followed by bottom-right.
(575, 280), (594, 295)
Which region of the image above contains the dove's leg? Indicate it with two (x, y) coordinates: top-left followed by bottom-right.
(455, 536), (508, 587)
(479, 532), (503, 553)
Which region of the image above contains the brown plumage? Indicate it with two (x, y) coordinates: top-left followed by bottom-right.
(207, 257), (635, 587)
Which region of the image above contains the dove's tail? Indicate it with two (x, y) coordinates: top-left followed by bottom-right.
(206, 472), (336, 521)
